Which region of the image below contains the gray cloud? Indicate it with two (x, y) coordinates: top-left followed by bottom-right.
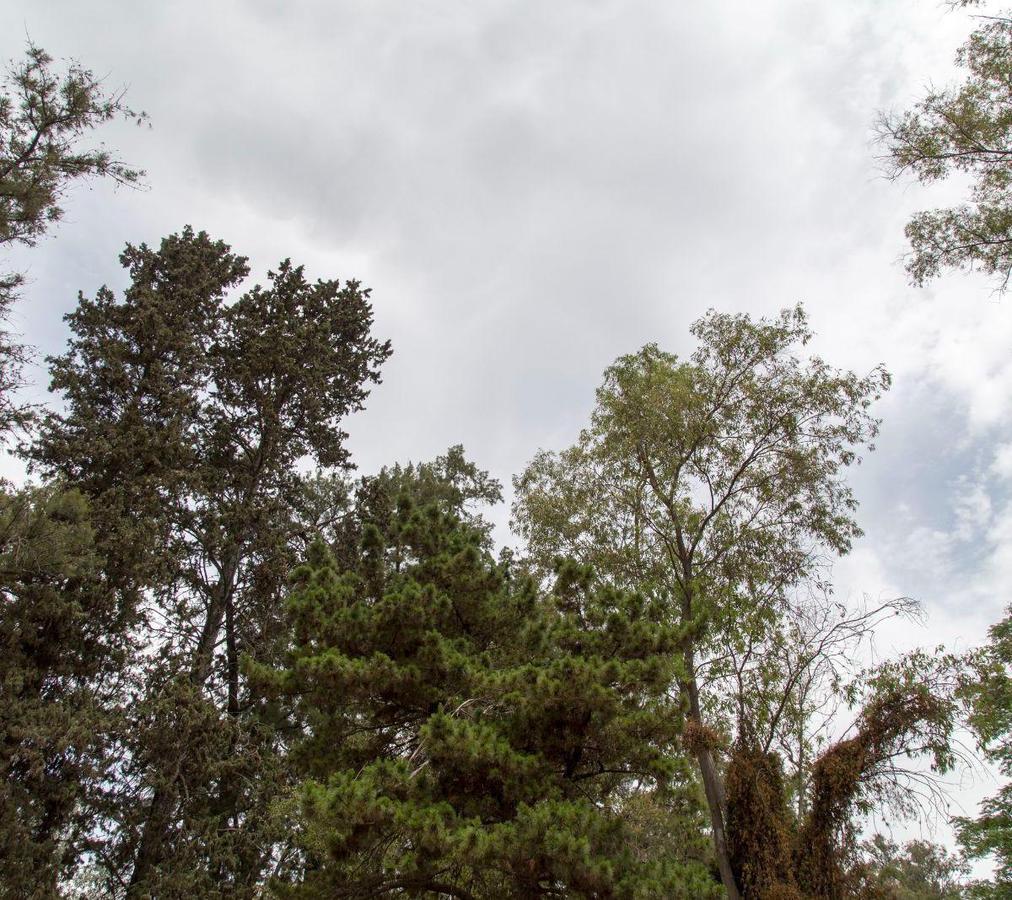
(1, 2), (1008, 850)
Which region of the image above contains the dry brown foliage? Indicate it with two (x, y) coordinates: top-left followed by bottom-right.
(682, 718), (723, 756)
(725, 682), (953, 900)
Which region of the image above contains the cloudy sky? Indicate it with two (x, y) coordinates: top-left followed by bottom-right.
(3, 0), (1008, 854)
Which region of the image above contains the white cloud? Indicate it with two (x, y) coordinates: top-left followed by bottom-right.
(2, 0), (1010, 864)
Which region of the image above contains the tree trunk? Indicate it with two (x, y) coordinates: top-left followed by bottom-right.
(129, 555), (239, 893)
(697, 743), (739, 899)
(686, 673), (741, 899)
(126, 787), (174, 897)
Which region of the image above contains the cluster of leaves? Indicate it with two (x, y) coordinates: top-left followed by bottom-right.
(851, 835), (970, 900)
(879, 4), (1012, 291)
(0, 44), (145, 439)
(956, 608), (1012, 896)
(0, 43), (144, 251)
(0, 486), (131, 896)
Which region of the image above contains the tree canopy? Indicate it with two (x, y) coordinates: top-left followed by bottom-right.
(254, 490), (717, 898)
(879, 4), (1012, 291)
(0, 21), (1006, 899)
(513, 305), (893, 898)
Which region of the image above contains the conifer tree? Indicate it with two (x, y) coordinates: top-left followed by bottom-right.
(0, 43), (144, 439)
(33, 227), (390, 895)
(0, 486), (129, 897)
(256, 490), (719, 898)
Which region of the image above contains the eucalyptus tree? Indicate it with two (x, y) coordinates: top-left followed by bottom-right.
(878, 3), (1012, 292)
(512, 305), (889, 898)
(33, 228), (390, 895)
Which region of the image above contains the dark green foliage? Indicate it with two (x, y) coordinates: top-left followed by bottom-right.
(0, 485), (127, 897)
(32, 228), (390, 894)
(255, 494), (719, 898)
(311, 443), (505, 571)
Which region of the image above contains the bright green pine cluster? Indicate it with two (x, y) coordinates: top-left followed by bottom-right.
(254, 497), (718, 898)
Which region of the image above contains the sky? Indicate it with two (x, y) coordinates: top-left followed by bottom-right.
(2, 0), (1009, 864)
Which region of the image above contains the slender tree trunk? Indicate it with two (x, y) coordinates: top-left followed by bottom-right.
(226, 598), (239, 717)
(126, 788), (174, 897)
(677, 569), (740, 898)
(685, 675), (740, 899)
(190, 549), (240, 686)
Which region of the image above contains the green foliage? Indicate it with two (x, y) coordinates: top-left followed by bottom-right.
(514, 305), (888, 657)
(513, 304), (889, 898)
(878, 8), (1012, 290)
(310, 443), (506, 567)
(852, 835), (969, 900)
(957, 607), (1012, 894)
(0, 43), (144, 251)
(0, 484), (127, 897)
(0, 42), (144, 440)
(255, 492), (719, 898)
(32, 227), (390, 894)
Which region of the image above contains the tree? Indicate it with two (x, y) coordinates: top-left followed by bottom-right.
(956, 606), (1012, 897)
(0, 42), (145, 895)
(720, 590), (920, 824)
(314, 443), (507, 564)
(0, 485), (131, 897)
(0, 43), (144, 438)
(719, 619), (961, 899)
(877, 4), (1012, 291)
(850, 834), (969, 900)
(512, 305), (890, 898)
(32, 227), (390, 895)
(254, 482), (720, 898)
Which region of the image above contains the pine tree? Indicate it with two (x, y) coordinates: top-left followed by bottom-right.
(255, 487), (719, 898)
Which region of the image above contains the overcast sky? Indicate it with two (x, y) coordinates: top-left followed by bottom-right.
(3, 0), (1008, 858)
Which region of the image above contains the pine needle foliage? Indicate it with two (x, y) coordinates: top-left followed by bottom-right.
(255, 496), (719, 898)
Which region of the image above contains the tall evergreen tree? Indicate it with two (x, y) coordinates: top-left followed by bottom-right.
(0, 485), (130, 897)
(255, 488), (719, 898)
(33, 227), (390, 895)
(0, 42), (144, 438)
